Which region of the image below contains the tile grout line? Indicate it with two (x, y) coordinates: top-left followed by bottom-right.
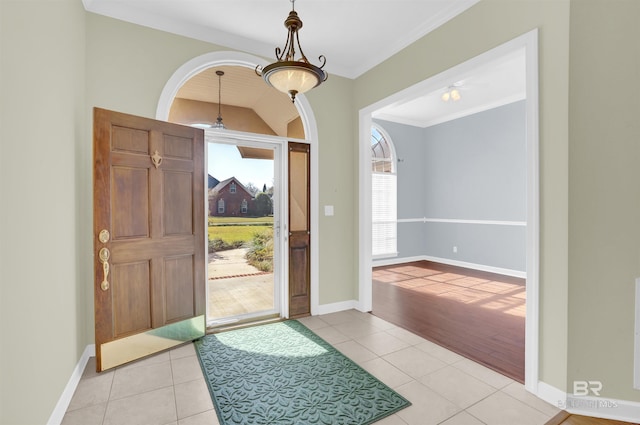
(102, 367), (116, 425)
(169, 356), (179, 425)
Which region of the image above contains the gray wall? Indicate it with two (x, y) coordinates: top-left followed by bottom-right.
(374, 120), (426, 258)
(374, 100), (527, 272)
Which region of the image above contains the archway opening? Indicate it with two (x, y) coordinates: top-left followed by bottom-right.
(156, 51), (321, 324)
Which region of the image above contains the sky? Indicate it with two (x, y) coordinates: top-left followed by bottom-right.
(207, 143), (274, 189)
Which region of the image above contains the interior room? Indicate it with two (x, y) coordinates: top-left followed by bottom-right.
(368, 48), (528, 382)
(2, 1), (640, 424)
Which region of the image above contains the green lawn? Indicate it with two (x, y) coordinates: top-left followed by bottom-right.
(208, 216), (274, 225)
(208, 216), (273, 244)
(208, 225), (272, 244)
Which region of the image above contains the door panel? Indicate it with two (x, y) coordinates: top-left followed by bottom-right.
(289, 236), (310, 315)
(94, 107), (205, 371)
(163, 134), (194, 159)
(289, 150), (308, 232)
(288, 143), (310, 317)
(164, 255), (195, 322)
(111, 167), (150, 239)
(112, 126), (149, 153)
(163, 171), (194, 235)
(112, 261), (151, 337)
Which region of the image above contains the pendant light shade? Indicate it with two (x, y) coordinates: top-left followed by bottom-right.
(256, 0), (327, 102)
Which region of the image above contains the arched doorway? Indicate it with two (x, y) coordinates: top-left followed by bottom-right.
(156, 51), (320, 323)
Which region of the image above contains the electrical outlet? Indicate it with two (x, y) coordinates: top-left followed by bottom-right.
(453, 246), (458, 253)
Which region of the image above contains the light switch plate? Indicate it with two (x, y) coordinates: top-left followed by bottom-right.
(324, 205), (334, 216)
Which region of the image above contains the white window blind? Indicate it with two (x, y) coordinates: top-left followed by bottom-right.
(372, 172), (397, 258)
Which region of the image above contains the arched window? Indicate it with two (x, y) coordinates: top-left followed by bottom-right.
(218, 199), (225, 214)
(371, 125), (397, 258)
(230, 182), (236, 193)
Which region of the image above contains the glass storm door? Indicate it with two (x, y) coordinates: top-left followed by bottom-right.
(206, 140), (281, 326)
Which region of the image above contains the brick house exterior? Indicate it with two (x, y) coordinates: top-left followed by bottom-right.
(208, 177), (255, 217)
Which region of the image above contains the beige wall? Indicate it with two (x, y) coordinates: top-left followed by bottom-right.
(0, 1), (87, 424)
(568, 0), (640, 400)
(84, 11), (357, 320)
(355, 0), (572, 392)
(307, 74), (358, 304)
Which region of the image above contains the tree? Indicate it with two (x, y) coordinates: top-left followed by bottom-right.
(245, 182), (259, 196)
(254, 192), (273, 216)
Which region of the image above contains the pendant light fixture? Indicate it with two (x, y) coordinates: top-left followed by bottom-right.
(212, 70), (226, 129)
(255, 0), (327, 103)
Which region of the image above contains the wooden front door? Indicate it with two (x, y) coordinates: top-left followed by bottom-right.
(288, 142), (310, 317)
(93, 108), (205, 371)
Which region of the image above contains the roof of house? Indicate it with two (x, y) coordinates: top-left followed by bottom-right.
(208, 174), (220, 189)
(211, 177), (252, 196)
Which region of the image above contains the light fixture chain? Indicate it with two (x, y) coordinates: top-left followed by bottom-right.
(213, 70), (225, 129)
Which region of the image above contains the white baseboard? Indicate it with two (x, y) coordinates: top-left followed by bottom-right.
(372, 255), (425, 267)
(316, 300), (359, 315)
(422, 256), (526, 278)
(47, 344), (95, 425)
(536, 381), (640, 423)
(536, 380), (567, 410)
(373, 254), (526, 279)
(564, 394), (640, 422)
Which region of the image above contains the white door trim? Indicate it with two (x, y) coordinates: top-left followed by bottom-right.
(357, 29), (540, 394)
(156, 50), (320, 318)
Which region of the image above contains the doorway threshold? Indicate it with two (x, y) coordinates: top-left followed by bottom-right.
(206, 313), (281, 334)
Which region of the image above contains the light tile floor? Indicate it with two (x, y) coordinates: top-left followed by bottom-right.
(62, 310), (560, 425)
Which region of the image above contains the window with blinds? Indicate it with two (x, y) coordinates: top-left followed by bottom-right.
(371, 126), (397, 258)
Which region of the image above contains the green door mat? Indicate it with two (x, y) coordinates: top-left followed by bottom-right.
(195, 320), (411, 424)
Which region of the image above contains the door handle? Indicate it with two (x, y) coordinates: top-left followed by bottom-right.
(99, 247), (110, 291)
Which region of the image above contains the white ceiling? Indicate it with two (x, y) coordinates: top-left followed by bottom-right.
(82, 0), (526, 130)
(82, 0), (480, 79)
(373, 48), (526, 128)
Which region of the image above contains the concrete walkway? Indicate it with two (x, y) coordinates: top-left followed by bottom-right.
(207, 247), (263, 278)
(207, 248), (274, 319)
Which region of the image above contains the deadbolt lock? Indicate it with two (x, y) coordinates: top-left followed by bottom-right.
(99, 229), (110, 244)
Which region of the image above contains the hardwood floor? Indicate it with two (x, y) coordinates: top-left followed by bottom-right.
(546, 411), (640, 425)
(372, 260), (525, 382)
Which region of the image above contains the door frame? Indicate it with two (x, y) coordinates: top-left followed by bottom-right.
(156, 51), (319, 316)
(358, 30), (540, 393)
